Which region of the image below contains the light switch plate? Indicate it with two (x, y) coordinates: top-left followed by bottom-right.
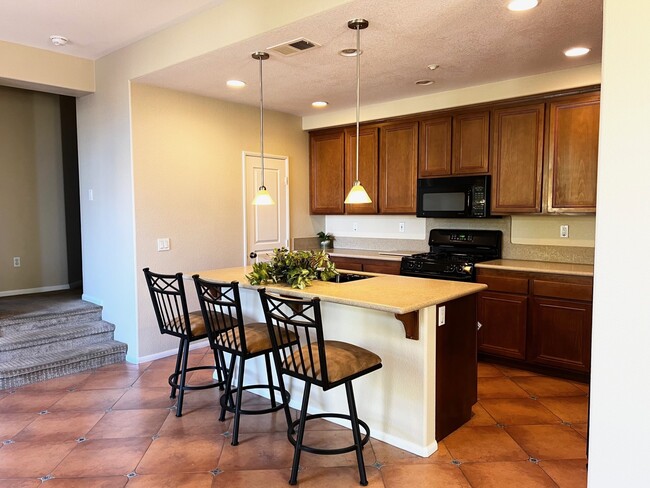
(157, 238), (170, 251)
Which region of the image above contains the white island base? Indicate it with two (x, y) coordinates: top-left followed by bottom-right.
(237, 287), (477, 457)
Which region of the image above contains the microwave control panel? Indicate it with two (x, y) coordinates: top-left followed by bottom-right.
(471, 185), (487, 217)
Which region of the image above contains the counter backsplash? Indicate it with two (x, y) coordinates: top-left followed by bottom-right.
(295, 217), (595, 265)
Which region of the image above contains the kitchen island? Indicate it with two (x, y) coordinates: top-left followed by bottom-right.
(192, 267), (486, 456)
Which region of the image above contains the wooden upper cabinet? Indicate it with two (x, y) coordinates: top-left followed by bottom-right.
(309, 130), (345, 214)
(452, 111), (490, 175)
(546, 93), (600, 213)
(419, 116), (452, 177)
(491, 104), (545, 214)
(379, 121), (418, 214)
(344, 126), (379, 214)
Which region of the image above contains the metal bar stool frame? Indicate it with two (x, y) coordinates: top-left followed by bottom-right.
(143, 268), (226, 417)
(193, 276), (294, 446)
(258, 289), (383, 486)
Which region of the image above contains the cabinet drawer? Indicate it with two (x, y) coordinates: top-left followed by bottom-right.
(532, 280), (592, 301)
(477, 275), (528, 294)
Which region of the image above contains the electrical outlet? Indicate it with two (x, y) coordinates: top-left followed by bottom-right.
(88, 189), (94, 201)
(399, 222), (405, 233)
(157, 238), (170, 251)
(438, 306), (446, 326)
(352, 222), (358, 232)
(13, 257), (21, 267)
(560, 225), (569, 238)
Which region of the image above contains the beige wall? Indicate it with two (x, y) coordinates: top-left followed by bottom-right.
(131, 83), (317, 356)
(0, 86), (68, 294)
(0, 40), (94, 96)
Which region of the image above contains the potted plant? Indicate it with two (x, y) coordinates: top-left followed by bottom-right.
(246, 248), (338, 289)
(317, 231), (334, 250)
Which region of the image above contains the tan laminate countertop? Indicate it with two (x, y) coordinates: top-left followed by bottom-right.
(476, 259), (594, 277)
(191, 266), (486, 315)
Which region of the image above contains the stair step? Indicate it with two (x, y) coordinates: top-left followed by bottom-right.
(0, 321), (116, 361)
(0, 340), (128, 390)
(0, 306), (103, 335)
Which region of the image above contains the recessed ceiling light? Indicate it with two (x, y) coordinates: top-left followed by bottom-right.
(49, 35), (68, 46)
(312, 101), (329, 108)
(226, 80), (246, 88)
(339, 48), (362, 57)
(507, 0), (539, 11)
(427, 64), (440, 71)
(415, 80), (435, 86)
(564, 46), (591, 57)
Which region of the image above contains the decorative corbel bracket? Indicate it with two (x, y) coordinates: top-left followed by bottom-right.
(395, 311), (419, 340)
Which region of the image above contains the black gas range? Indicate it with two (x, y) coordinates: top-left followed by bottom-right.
(400, 229), (502, 282)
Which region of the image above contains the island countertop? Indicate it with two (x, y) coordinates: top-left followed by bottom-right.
(191, 266), (486, 315)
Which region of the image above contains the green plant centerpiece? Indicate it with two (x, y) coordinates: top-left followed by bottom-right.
(246, 248), (338, 290)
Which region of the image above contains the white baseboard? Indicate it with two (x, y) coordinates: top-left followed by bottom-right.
(133, 339), (210, 364)
(0, 284), (70, 298)
(81, 293), (103, 306)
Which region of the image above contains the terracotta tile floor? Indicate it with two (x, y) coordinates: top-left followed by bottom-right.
(0, 349), (589, 487)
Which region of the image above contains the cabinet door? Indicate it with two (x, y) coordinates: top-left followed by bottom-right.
(379, 121), (418, 214)
(345, 126), (379, 214)
(530, 297), (592, 373)
(547, 94), (600, 212)
(362, 260), (400, 275)
(477, 291), (527, 360)
(419, 116), (452, 177)
(491, 104), (545, 213)
(330, 256), (364, 271)
(310, 131), (345, 214)
(452, 111), (490, 175)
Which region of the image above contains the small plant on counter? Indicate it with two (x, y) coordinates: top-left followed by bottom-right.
(317, 231), (334, 249)
(246, 248), (338, 289)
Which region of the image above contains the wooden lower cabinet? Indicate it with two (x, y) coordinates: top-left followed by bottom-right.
(476, 268), (592, 380)
(530, 297), (592, 373)
(478, 291), (527, 360)
(329, 256), (400, 275)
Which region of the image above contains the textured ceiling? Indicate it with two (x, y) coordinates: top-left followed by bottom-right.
(0, 0), (225, 59)
(137, 0), (603, 117)
(0, 0), (602, 117)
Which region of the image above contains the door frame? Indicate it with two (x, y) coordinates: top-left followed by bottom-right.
(241, 151), (290, 265)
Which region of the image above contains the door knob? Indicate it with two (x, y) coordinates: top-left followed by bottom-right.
(249, 252), (257, 259)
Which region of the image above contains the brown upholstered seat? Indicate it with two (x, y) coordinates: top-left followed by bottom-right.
(166, 311), (206, 337)
(216, 322), (296, 355)
(143, 268), (226, 418)
(258, 290), (383, 486)
(286, 341), (381, 384)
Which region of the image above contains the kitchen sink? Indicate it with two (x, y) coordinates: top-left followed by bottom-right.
(327, 272), (374, 283)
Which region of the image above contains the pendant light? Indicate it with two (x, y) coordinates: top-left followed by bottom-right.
(251, 51), (275, 206)
(344, 18), (372, 205)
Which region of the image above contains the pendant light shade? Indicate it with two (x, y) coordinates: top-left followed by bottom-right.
(344, 18), (372, 206)
(251, 51), (275, 206)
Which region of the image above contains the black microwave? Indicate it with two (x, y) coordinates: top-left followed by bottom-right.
(416, 175), (492, 218)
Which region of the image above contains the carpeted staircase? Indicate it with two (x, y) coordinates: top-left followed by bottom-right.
(0, 291), (127, 389)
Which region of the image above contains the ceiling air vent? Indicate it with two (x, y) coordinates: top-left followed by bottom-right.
(267, 38), (320, 56)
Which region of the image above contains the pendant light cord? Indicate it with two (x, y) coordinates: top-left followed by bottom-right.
(355, 24), (361, 183)
(258, 54), (266, 189)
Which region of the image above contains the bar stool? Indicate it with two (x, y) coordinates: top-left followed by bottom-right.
(193, 276), (295, 446)
(257, 289), (382, 486)
(142, 268), (226, 417)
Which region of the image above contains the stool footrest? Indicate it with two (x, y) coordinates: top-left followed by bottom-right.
(168, 365), (226, 392)
(288, 413), (370, 456)
(220, 384), (291, 415)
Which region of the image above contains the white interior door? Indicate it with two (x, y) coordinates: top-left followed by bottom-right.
(244, 153), (289, 264)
